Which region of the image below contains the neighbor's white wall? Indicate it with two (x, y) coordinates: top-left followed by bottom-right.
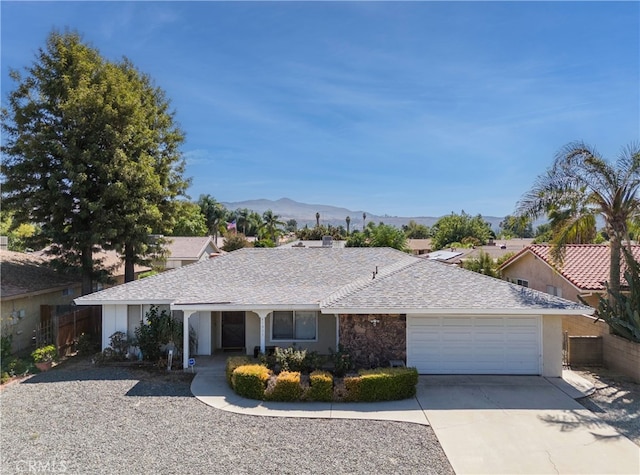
(127, 305), (142, 339)
(189, 311), (211, 355)
(102, 304), (128, 350)
(245, 311), (260, 355)
(542, 314), (563, 377)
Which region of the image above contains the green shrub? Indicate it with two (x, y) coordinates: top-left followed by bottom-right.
(329, 344), (354, 377)
(8, 358), (29, 376)
(133, 306), (196, 365)
(307, 370), (333, 402)
(76, 333), (99, 356)
(31, 345), (57, 363)
(303, 351), (324, 372)
(1, 372), (9, 384)
(274, 346), (307, 372)
(232, 364), (270, 400)
(226, 356), (252, 387)
(1, 333), (13, 368)
(265, 371), (303, 402)
(358, 367), (418, 401)
(343, 375), (361, 402)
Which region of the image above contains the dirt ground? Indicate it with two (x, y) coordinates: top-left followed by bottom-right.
(573, 366), (640, 447)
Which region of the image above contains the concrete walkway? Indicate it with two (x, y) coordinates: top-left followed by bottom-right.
(190, 361), (430, 425)
(191, 360), (640, 474)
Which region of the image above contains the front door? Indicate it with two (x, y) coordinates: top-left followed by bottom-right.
(222, 311), (245, 350)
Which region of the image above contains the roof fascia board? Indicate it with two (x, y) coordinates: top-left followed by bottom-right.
(2, 283), (82, 302)
(171, 303), (320, 312)
(320, 307), (594, 316)
(74, 299), (175, 306)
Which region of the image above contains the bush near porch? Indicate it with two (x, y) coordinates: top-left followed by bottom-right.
(227, 357), (418, 402)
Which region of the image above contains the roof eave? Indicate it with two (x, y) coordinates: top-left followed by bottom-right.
(320, 307), (594, 316)
(171, 303), (320, 312)
(74, 298), (175, 306)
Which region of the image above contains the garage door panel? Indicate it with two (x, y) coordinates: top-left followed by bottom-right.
(408, 315), (541, 375)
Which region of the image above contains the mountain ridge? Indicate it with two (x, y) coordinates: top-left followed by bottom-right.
(221, 197), (505, 230)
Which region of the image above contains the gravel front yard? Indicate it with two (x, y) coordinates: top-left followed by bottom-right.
(0, 358), (454, 475)
(574, 367), (640, 447)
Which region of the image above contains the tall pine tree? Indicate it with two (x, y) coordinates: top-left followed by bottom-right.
(2, 31), (188, 293)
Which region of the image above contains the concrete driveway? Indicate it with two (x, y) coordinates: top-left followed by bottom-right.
(418, 376), (640, 475)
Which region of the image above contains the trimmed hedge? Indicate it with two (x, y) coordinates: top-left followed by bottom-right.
(232, 364), (270, 400)
(226, 356), (252, 387)
(343, 375), (361, 402)
(265, 371), (303, 402)
(307, 370), (333, 402)
(358, 367), (419, 401)
(225, 357), (419, 402)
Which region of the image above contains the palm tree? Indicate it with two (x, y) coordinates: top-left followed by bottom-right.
(197, 194), (227, 242)
(517, 141), (640, 297)
(262, 209), (284, 245)
(345, 216), (351, 235)
(315, 212), (320, 228)
(235, 208), (250, 235)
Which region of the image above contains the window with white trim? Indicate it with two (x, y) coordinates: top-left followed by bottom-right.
(272, 311), (317, 341)
(516, 279), (529, 287)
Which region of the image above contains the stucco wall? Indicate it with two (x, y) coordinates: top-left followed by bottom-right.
(502, 253), (581, 302)
(1, 285), (82, 354)
(542, 314), (563, 377)
(243, 311), (336, 355)
(339, 314), (406, 369)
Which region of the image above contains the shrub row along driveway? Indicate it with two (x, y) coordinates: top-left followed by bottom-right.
(0, 359), (454, 475)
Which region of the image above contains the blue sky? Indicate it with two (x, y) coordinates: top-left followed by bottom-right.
(2, 1), (638, 217)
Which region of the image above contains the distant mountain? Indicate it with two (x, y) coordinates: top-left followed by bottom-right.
(221, 197), (505, 230)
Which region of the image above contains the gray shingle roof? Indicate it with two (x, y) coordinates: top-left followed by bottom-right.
(75, 247), (592, 314)
(321, 258), (591, 313)
(1, 250), (81, 298)
(75, 247), (408, 306)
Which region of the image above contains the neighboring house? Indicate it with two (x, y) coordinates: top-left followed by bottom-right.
(93, 249), (152, 289)
(1, 250), (82, 353)
(425, 238), (534, 265)
(499, 244), (640, 308)
(407, 239), (432, 255)
(500, 244), (640, 382)
(279, 238), (346, 249)
(160, 236), (220, 270)
(75, 247), (590, 377)
(33, 248), (152, 291)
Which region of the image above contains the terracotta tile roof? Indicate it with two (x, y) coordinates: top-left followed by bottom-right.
(502, 244), (640, 291)
(1, 250), (81, 298)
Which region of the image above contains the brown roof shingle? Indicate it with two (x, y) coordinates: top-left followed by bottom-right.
(1, 250), (81, 298)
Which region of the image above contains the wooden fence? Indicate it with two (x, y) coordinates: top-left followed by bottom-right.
(38, 306), (102, 355)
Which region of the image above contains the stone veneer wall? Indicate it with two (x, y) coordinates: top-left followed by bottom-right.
(339, 314), (406, 369)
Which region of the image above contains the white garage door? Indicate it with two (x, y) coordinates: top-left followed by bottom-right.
(407, 315), (541, 374)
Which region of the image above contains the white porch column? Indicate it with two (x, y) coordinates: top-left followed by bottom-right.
(183, 310), (196, 370)
(334, 314), (340, 349)
(256, 310), (269, 354)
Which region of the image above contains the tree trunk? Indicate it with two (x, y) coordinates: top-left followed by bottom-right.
(81, 245), (93, 296)
(609, 232), (622, 302)
(124, 243), (135, 283)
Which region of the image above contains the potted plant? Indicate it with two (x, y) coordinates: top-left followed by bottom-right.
(31, 344), (57, 371)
